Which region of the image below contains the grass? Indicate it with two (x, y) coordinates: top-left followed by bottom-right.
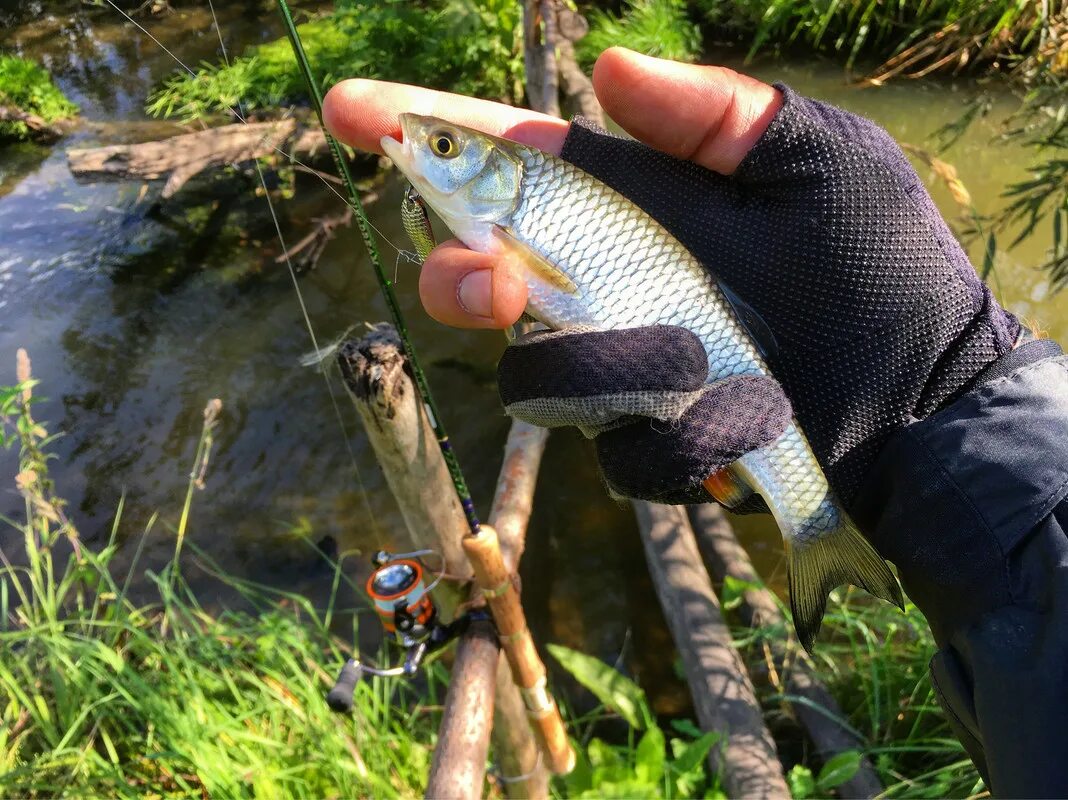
(0, 351), (438, 797)
(0, 55), (78, 141)
(0, 348), (986, 797)
(577, 0), (703, 69)
(147, 0), (523, 122)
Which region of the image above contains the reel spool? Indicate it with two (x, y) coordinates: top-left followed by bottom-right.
(327, 549), (467, 713)
(366, 553), (437, 645)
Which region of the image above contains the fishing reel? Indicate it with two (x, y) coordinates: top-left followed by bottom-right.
(326, 549), (479, 712)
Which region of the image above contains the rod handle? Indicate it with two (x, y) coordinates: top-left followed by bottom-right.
(463, 525), (576, 775)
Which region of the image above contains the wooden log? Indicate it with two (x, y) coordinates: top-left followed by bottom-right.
(424, 619), (500, 800)
(488, 420), (551, 798)
(522, 0), (560, 118)
(67, 119), (326, 199)
(338, 325), (547, 799)
(688, 504), (885, 799)
(0, 105), (72, 142)
(632, 501), (789, 799)
(337, 324), (471, 595)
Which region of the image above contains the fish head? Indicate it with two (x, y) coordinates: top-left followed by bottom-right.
(381, 114), (522, 248)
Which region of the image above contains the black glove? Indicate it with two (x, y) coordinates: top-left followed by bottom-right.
(498, 86), (1019, 507)
(498, 325), (792, 504)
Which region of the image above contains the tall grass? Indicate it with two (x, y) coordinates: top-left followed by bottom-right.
(577, 0), (703, 69)
(0, 352), (435, 798)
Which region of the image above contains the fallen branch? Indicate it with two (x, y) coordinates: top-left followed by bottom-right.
(67, 118), (325, 199)
(688, 504), (885, 800)
(275, 207), (356, 271)
(633, 502), (790, 799)
(337, 326), (549, 799)
(0, 105), (71, 142)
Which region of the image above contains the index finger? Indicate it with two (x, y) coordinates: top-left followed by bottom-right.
(323, 79), (570, 156)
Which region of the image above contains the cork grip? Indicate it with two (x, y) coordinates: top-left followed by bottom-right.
(462, 525), (576, 775)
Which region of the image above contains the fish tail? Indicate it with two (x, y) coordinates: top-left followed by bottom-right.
(785, 518), (903, 653)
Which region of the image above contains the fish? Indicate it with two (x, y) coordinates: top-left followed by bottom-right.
(381, 114), (903, 650)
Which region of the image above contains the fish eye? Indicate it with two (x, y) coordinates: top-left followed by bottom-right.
(429, 130), (460, 159)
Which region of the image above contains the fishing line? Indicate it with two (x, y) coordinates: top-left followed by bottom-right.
(204, 0), (384, 543)
(100, 0), (414, 263)
(101, 0), (386, 542)
(275, 0), (483, 535)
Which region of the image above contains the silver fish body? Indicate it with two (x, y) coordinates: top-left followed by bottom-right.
(383, 115), (901, 649)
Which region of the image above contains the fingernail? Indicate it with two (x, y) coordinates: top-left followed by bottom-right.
(457, 270), (493, 319)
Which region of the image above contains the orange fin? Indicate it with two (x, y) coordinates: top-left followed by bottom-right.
(703, 467), (748, 508)
(492, 225), (578, 294)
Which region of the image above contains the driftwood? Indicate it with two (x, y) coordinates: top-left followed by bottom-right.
(337, 325), (548, 800)
(0, 106), (72, 142)
(688, 505), (885, 799)
(633, 502), (790, 799)
(67, 119), (326, 199)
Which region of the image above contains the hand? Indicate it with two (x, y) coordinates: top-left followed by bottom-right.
(322, 47), (779, 329)
(324, 48), (1018, 508)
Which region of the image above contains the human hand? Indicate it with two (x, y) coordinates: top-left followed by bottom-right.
(324, 48), (1018, 507)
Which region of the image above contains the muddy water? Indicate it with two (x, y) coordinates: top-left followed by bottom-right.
(1, 4), (1064, 713)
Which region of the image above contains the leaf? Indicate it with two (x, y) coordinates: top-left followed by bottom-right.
(635, 725), (666, 785)
(721, 575), (760, 610)
(788, 764), (817, 799)
(816, 750), (862, 791)
(981, 231), (997, 279)
(671, 731), (719, 775)
(548, 644), (650, 729)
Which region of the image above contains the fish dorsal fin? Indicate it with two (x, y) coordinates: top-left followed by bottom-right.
(719, 281), (779, 359)
(492, 225), (578, 295)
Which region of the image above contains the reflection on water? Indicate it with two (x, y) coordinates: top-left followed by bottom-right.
(1, 5), (1064, 715)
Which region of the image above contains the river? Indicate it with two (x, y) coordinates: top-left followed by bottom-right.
(1, 2), (1064, 714)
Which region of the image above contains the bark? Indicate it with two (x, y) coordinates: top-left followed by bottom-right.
(688, 504), (885, 799)
(0, 105), (72, 142)
(633, 501), (790, 799)
(425, 619), (500, 800)
(67, 119), (325, 199)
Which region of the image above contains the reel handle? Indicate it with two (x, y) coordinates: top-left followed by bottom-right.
(326, 659), (363, 712)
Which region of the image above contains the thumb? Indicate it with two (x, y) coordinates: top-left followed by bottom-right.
(592, 48), (782, 175)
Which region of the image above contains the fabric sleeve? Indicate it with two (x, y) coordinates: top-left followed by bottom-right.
(851, 352), (1068, 795)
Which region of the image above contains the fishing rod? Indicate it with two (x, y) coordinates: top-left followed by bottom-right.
(273, 1), (574, 773)
(274, 1), (481, 537)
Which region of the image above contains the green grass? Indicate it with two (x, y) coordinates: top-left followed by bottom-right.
(147, 0), (523, 122)
(732, 589), (984, 799)
(693, 0), (1043, 72)
(0, 56), (78, 140)
(577, 0), (703, 69)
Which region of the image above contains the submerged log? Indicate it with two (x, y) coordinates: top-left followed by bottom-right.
(0, 105), (72, 142)
(67, 119), (325, 199)
(633, 501), (790, 799)
(338, 325), (548, 800)
(688, 504), (885, 799)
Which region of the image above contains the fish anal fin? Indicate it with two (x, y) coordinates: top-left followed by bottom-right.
(786, 520), (903, 653)
(492, 225), (578, 294)
(703, 466), (751, 508)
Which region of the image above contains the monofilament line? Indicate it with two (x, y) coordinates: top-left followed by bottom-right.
(204, 0), (383, 542)
(275, 0), (483, 535)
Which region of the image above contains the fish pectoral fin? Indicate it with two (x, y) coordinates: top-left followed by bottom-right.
(492, 225), (578, 295)
(786, 519), (903, 653)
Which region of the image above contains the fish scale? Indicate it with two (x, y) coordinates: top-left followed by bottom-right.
(383, 114), (902, 650)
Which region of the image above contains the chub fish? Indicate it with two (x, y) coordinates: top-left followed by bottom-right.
(382, 115), (903, 650)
